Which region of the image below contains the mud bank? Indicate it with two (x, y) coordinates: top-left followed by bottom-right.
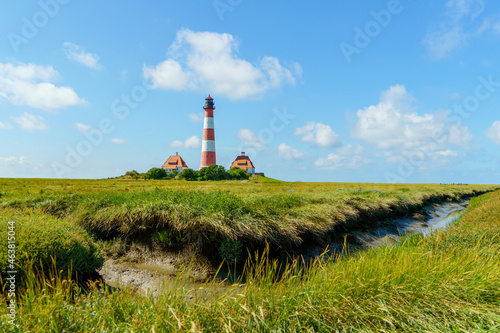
(98, 199), (471, 294)
(97, 242), (235, 296)
(97, 258), (237, 297)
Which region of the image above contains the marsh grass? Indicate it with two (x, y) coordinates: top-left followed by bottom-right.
(0, 179), (499, 331)
(0, 208), (103, 281)
(1, 179), (497, 279)
(1, 190), (499, 332)
(95, 237), (129, 259)
(1, 179), (495, 248)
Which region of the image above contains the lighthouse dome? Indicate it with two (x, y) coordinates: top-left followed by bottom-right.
(204, 95), (215, 109)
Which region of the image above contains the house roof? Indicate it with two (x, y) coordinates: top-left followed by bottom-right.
(162, 153), (188, 169)
(230, 153), (255, 169)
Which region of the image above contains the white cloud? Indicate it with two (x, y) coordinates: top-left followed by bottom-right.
(417, 149), (463, 170)
(277, 143), (304, 161)
(170, 140), (184, 148)
(314, 154), (365, 170)
(237, 129), (266, 148)
(335, 143), (364, 156)
(12, 113), (48, 131)
(189, 112), (204, 122)
(353, 85), (473, 168)
(0, 156), (48, 176)
(446, 0), (484, 20)
(0, 62), (86, 110)
(423, 0), (499, 60)
(143, 59), (189, 90)
(314, 143), (368, 170)
(170, 135), (201, 149)
(75, 122), (90, 133)
(63, 42), (103, 70)
(448, 123), (473, 147)
(435, 149), (459, 157)
(0, 156), (30, 166)
(184, 136), (201, 149)
(143, 29), (301, 99)
(486, 121), (500, 145)
(0, 121), (13, 129)
(423, 27), (464, 60)
(294, 122), (341, 148)
(111, 138), (126, 144)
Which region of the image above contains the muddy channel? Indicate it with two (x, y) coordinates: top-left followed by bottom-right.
(98, 200), (468, 296)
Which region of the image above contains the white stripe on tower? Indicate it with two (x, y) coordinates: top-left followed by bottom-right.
(203, 117), (214, 129)
(200, 95), (216, 168)
(202, 140), (215, 152)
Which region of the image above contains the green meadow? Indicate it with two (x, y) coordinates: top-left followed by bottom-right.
(0, 178), (499, 331)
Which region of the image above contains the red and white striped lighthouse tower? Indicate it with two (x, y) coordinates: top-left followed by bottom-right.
(200, 95), (216, 168)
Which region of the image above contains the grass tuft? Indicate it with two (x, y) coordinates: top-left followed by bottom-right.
(0, 208), (104, 282)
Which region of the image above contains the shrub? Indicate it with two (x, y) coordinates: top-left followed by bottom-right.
(164, 170), (179, 180)
(124, 170), (141, 179)
(228, 167), (250, 180)
(144, 168), (167, 180)
(167, 170), (179, 178)
(0, 209), (104, 281)
(180, 168), (199, 181)
(199, 165), (229, 181)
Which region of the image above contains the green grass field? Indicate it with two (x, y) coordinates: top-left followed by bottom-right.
(1, 178), (496, 241)
(0, 178), (499, 331)
(1, 178), (497, 263)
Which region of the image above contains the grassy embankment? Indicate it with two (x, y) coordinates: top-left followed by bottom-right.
(0, 178), (496, 265)
(0, 180), (498, 331)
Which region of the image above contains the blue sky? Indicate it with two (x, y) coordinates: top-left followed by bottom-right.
(1, 0), (500, 183)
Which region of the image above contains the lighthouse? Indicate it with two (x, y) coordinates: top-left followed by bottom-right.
(200, 95), (216, 168)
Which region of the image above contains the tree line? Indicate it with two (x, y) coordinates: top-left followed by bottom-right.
(121, 165), (250, 181)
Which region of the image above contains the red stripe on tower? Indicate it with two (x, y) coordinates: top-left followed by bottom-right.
(200, 95), (216, 168)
